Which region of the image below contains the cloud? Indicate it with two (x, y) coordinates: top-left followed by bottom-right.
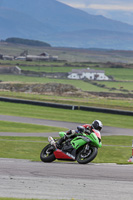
(58, 0), (133, 11)
(58, 1), (86, 9)
(88, 4), (133, 11)
(57, 0), (133, 25)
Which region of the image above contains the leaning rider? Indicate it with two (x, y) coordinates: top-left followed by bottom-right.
(56, 120), (103, 148)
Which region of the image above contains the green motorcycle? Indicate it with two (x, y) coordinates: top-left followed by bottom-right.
(40, 129), (102, 164)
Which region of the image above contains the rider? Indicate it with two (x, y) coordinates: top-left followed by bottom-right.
(56, 120), (103, 148)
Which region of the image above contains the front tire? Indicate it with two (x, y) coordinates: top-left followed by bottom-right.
(40, 144), (56, 162)
(77, 146), (98, 164)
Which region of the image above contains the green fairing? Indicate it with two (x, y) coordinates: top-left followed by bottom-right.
(59, 131), (102, 149)
(59, 131), (66, 138)
(88, 132), (102, 148)
(71, 137), (86, 149)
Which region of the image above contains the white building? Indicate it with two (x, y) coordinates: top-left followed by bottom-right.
(68, 68), (109, 80)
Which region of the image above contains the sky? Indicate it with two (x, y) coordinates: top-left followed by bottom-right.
(58, 0), (133, 25)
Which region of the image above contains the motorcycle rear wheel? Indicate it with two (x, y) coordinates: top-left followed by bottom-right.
(77, 146), (98, 164)
(40, 144), (56, 162)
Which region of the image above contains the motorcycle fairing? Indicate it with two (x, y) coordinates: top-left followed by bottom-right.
(92, 129), (101, 140)
(71, 136), (87, 149)
(59, 131), (66, 138)
(71, 132), (101, 149)
(54, 149), (75, 161)
(59, 130), (102, 149)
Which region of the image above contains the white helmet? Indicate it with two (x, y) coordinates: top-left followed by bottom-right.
(92, 120), (103, 131)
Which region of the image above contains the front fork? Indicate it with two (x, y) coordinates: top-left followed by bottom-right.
(84, 144), (90, 153)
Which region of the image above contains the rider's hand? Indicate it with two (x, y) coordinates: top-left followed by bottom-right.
(77, 126), (85, 133)
(85, 129), (91, 135)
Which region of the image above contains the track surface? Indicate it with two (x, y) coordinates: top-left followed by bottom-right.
(0, 115), (133, 200)
(0, 114), (133, 137)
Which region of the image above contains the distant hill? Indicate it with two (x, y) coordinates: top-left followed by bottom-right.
(1, 0), (133, 49)
(5, 38), (51, 47)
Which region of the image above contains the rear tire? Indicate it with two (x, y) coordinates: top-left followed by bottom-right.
(77, 146), (98, 164)
(40, 144), (56, 162)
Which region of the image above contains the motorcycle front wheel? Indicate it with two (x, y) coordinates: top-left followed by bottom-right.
(40, 144), (56, 162)
(76, 146), (98, 164)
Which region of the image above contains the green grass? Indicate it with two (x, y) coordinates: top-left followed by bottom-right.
(0, 101), (133, 129)
(0, 73), (133, 95)
(96, 81), (133, 91)
(1, 42), (133, 63)
(0, 121), (66, 133)
(20, 65), (133, 81)
(0, 135), (132, 164)
(1, 66), (133, 94)
(19, 64), (133, 81)
(102, 135), (132, 146)
(0, 91), (133, 111)
(94, 146), (131, 164)
(0, 74), (110, 92)
(93, 67), (133, 81)
(20, 65), (84, 73)
(93, 136), (132, 164)
(0, 136), (48, 160)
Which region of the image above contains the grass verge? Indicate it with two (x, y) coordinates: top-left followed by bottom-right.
(0, 91), (133, 111)
(0, 121), (66, 133)
(0, 136), (48, 160)
(94, 136), (133, 164)
(0, 101), (133, 129)
(0, 135), (132, 164)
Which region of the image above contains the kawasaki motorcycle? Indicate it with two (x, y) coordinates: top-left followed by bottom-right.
(40, 129), (102, 164)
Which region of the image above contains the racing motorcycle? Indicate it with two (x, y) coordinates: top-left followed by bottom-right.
(40, 129), (102, 164)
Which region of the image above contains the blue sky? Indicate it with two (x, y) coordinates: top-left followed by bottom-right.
(58, 0), (133, 25)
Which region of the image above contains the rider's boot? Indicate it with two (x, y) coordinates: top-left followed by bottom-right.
(56, 135), (66, 149)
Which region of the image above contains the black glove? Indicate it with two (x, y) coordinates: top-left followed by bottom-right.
(77, 126), (85, 133)
(85, 129), (91, 135)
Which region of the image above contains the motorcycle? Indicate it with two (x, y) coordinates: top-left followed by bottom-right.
(40, 129), (102, 164)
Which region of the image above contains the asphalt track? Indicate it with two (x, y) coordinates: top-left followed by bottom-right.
(0, 114), (133, 137)
(0, 115), (133, 200)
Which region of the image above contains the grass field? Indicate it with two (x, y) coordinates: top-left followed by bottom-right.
(0, 74), (109, 92)
(0, 121), (67, 133)
(0, 97), (133, 165)
(0, 135), (132, 164)
(1, 43), (133, 63)
(1, 90), (133, 111)
(1, 41), (133, 200)
(19, 65), (133, 81)
(92, 67), (133, 81)
(94, 80), (133, 92)
(0, 101), (133, 129)
(0, 74), (133, 94)
(0, 45), (133, 166)
(2, 57), (131, 81)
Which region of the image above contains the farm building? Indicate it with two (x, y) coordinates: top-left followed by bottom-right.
(0, 66), (21, 74)
(1, 51), (58, 61)
(68, 68), (109, 80)
(26, 52), (58, 61)
(3, 55), (14, 60)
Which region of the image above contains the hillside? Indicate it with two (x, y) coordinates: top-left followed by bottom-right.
(5, 38), (51, 47)
(1, 0), (133, 49)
